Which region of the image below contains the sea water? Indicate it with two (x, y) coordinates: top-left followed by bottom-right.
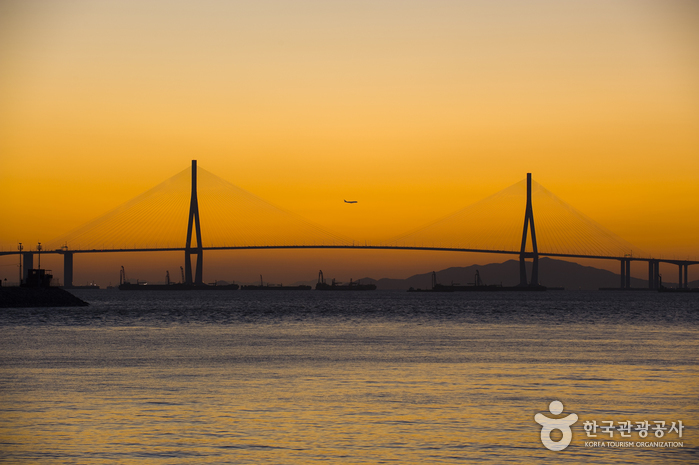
(1, 291), (697, 464)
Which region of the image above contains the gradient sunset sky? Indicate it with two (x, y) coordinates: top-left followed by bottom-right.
(1, 1), (698, 284)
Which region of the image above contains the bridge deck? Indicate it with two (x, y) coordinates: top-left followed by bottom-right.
(2, 245), (697, 265)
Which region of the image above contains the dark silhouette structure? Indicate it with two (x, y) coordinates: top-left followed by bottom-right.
(184, 160), (203, 285)
(315, 270), (376, 291)
(22, 252), (33, 283)
(63, 251), (73, 288)
(4, 165), (697, 290)
(519, 173), (539, 287)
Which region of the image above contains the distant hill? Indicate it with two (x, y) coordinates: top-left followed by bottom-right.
(294, 258), (692, 291)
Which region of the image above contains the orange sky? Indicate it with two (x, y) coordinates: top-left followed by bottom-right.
(1, 1), (698, 285)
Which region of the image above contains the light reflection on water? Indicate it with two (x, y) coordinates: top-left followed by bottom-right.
(0, 291), (697, 463)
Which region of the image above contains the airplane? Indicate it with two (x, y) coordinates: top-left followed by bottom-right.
(344, 200), (357, 204)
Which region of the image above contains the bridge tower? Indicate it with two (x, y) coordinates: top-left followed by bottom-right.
(184, 160), (203, 285)
(519, 173), (539, 286)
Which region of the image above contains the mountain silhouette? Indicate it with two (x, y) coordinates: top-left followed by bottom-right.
(341, 258), (692, 290)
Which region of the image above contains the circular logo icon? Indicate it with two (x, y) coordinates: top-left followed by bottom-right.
(534, 401), (578, 451)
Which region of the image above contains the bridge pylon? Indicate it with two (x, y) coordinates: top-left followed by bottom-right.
(184, 160), (203, 285)
(519, 173), (539, 286)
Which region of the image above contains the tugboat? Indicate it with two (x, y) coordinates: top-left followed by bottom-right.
(1, 241), (88, 307)
(315, 270), (376, 291)
(1, 268), (88, 308)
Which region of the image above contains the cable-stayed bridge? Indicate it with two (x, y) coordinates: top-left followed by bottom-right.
(3, 161), (696, 289)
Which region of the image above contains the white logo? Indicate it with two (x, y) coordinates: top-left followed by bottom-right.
(535, 400), (578, 451)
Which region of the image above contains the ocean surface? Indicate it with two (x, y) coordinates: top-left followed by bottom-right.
(1, 290), (697, 464)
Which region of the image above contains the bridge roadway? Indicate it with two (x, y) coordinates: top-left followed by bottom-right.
(2, 245), (697, 289)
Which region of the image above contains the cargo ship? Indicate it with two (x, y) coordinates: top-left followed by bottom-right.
(118, 267), (239, 291)
(241, 275), (311, 290)
(408, 271), (549, 292)
(658, 286), (699, 293)
(118, 282), (239, 291)
(68, 282), (101, 290)
(315, 270), (376, 291)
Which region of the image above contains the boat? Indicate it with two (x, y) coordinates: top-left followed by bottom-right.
(434, 270), (504, 292)
(658, 286), (699, 293)
(68, 281), (101, 290)
(1, 268), (88, 308)
(117, 267), (239, 291)
(241, 275), (311, 290)
(657, 275), (698, 292)
(118, 282), (239, 291)
(315, 270), (376, 291)
(408, 271), (548, 292)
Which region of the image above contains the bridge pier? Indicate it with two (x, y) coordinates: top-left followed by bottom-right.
(184, 250), (203, 285)
(531, 254), (539, 286)
(619, 259), (632, 289)
(519, 254), (540, 286)
(677, 263), (690, 289)
(625, 259), (631, 288)
(620, 260), (625, 289)
(63, 252), (74, 288)
(22, 252), (33, 283)
(648, 260), (657, 289)
(647, 260), (660, 290)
